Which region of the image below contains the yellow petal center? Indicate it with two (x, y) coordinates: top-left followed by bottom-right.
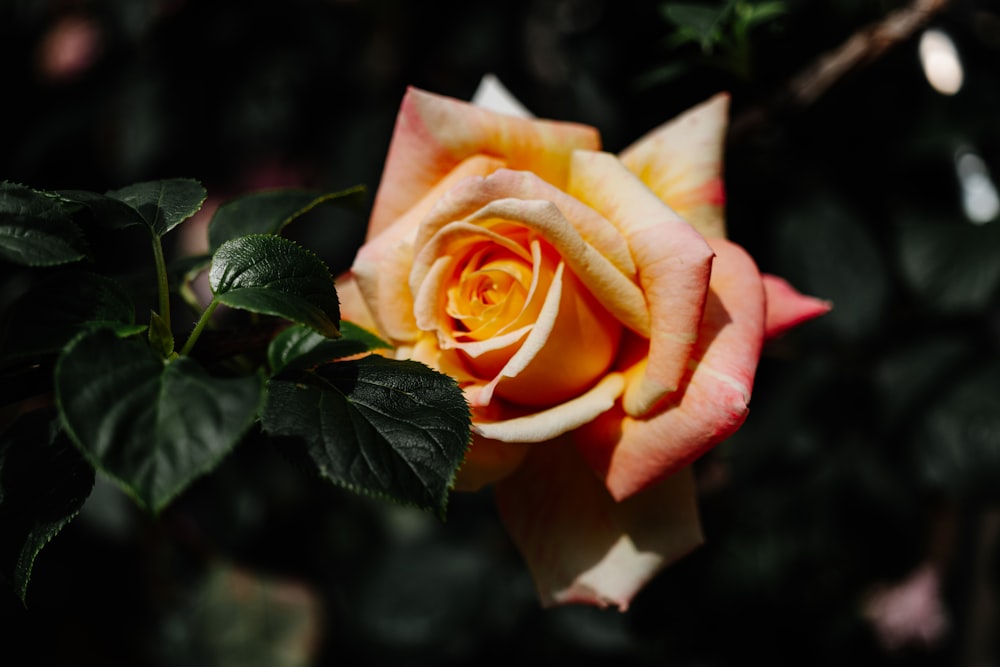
(447, 245), (532, 340)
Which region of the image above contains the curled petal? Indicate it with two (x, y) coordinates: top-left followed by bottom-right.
(620, 94), (729, 239)
(474, 373), (625, 443)
(568, 150), (715, 416)
(416, 168), (637, 279)
(474, 261), (621, 407)
(369, 87), (600, 238)
(762, 273), (832, 339)
(410, 222), (537, 337)
(576, 238), (765, 500)
(414, 170), (648, 336)
(495, 440), (703, 610)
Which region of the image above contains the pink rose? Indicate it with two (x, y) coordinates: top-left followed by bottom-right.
(337, 77), (830, 609)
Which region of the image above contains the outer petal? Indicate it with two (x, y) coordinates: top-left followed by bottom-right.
(473, 372), (625, 443)
(471, 74), (533, 118)
(568, 150), (715, 417)
(369, 87), (600, 238)
(762, 273), (832, 339)
(619, 94), (729, 239)
(495, 439), (703, 610)
(334, 270), (376, 333)
(576, 238), (765, 500)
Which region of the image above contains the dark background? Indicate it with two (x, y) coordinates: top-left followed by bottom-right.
(3, 0), (1000, 665)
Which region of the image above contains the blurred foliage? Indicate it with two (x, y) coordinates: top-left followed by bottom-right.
(641, 0), (788, 82)
(4, 0), (1000, 665)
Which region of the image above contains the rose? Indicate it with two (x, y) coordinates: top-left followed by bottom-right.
(337, 76), (829, 609)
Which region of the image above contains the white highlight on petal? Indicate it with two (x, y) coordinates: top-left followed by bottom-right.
(553, 466), (703, 611)
(552, 535), (664, 608)
(472, 74), (534, 118)
(474, 373), (626, 442)
(687, 358), (751, 405)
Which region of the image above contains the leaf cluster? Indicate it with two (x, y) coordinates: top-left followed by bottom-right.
(640, 0), (787, 85)
(0, 179), (471, 605)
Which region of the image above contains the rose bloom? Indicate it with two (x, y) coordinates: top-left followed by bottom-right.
(337, 77), (830, 610)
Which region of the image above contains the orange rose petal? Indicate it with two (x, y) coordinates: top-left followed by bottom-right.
(352, 154), (505, 343)
(761, 273), (832, 339)
(334, 270), (377, 333)
(495, 440), (703, 610)
(489, 263), (622, 407)
(415, 168), (637, 279)
(474, 198), (649, 336)
(452, 434), (531, 492)
(411, 221), (535, 333)
(404, 333), (478, 385)
(474, 373), (625, 443)
(414, 171), (649, 336)
(576, 237), (765, 501)
(368, 87), (600, 238)
(568, 150), (715, 416)
(475, 260), (568, 406)
(620, 93), (729, 239)
(353, 240), (419, 343)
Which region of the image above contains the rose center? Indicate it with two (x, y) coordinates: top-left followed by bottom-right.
(447, 246), (532, 340)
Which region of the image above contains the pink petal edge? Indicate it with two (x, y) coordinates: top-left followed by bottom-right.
(495, 439), (703, 610)
(761, 273), (832, 339)
(576, 237), (766, 501)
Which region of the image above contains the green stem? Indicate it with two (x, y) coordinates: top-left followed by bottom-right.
(179, 299), (220, 357)
(151, 234), (171, 331)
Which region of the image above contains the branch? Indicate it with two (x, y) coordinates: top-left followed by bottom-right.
(731, 0), (952, 138)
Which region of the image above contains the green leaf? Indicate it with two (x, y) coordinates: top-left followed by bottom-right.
(262, 356), (471, 517)
(106, 178), (207, 237)
(634, 61), (692, 90)
(55, 189), (147, 230)
(0, 410), (95, 605)
(0, 271), (145, 368)
(148, 310), (175, 359)
(268, 321), (391, 374)
(0, 181), (88, 266)
(54, 328), (264, 513)
(737, 0), (786, 30)
(207, 185), (366, 253)
(659, 2), (729, 50)
(210, 234), (340, 337)
(170, 252), (213, 310)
